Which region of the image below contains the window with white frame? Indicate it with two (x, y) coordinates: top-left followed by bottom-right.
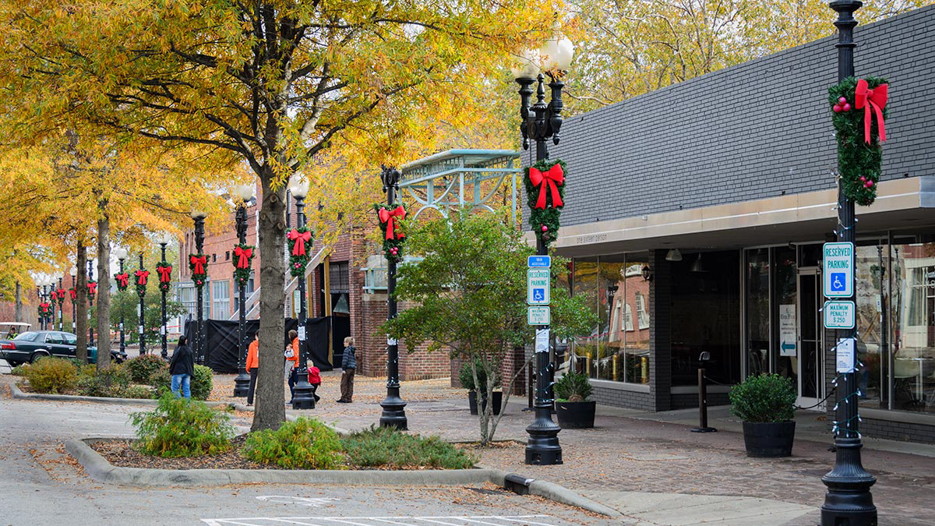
(211, 280), (230, 319)
(625, 302), (634, 331)
(636, 292), (649, 329)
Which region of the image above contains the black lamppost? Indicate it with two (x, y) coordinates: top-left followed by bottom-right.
(233, 184), (255, 397)
(87, 260), (94, 347)
(156, 234), (173, 360)
(114, 248), (128, 357)
(288, 176), (315, 409)
(35, 283), (43, 331)
(379, 166), (407, 429)
(70, 267), (77, 334)
(46, 278), (55, 331)
(40, 278), (50, 330)
(191, 210), (208, 365)
(821, 2), (877, 525)
(512, 24), (573, 466)
(56, 277), (64, 331)
(137, 253), (147, 356)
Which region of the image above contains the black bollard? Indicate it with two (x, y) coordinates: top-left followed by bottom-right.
(692, 351), (717, 433)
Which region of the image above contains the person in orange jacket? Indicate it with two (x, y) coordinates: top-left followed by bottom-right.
(285, 329), (300, 404)
(245, 333), (259, 405)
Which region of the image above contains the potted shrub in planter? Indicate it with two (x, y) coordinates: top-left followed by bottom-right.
(729, 373), (797, 457)
(554, 370), (596, 429)
(459, 360), (502, 416)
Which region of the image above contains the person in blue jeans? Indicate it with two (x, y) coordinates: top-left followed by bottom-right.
(169, 335), (194, 399)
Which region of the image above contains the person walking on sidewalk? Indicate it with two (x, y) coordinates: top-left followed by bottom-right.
(168, 335), (194, 399)
(285, 329), (300, 404)
(245, 333), (259, 405)
(338, 336), (356, 403)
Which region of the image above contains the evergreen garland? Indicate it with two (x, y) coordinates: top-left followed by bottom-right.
(55, 289), (65, 306)
(232, 243), (255, 287)
(374, 203), (407, 262)
(87, 280), (98, 302)
(829, 76), (888, 206)
(188, 254), (208, 287)
(114, 272), (130, 292)
(38, 303), (50, 317)
(156, 262), (172, 293)
(134, 271), (149, 298)
(523, 158), (566, 246)
(286, 225), (313, 277)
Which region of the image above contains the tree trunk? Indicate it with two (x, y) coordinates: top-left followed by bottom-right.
(96, 214), (111, 368)
(252, 166), (288, 432)
(14, 281), (23, 322)
(75, 241), (88, 362)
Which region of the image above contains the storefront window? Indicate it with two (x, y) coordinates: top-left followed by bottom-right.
(746, 249), (769, 377)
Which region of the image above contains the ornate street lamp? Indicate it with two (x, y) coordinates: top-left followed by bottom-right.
(233, 183), (256, 397)
(87, 260), (95, 346)
(69, 266), (77, 334)
(56, 277), (65, 331)
(512, 22), (573, 466)
(135, 253), (149, 355)
(821, 2), (876, 525)
(35, 281), (43, 331)
(378, 166), (407, 429)
(156, 233), (174, 360)
(190, 209), (208, 365)
(113, 247), (129, 357)
(288, 175), (315, 409)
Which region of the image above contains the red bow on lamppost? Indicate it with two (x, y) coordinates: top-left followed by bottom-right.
(378, 206), (406, 240)
(115, 273), (129, 289)
(189, 255), (207, 275)
(156, 265), (172, 284)
(855, 79), (888, 144)
(68, 288), (76, 301)
(87, 282), (97, 296)
(56, 289), (65, 302)
(40, 303), (50, 315)
(528, 163), (565, 209)
(135, 270), (149, 286)
(234, 246), (253, 269)
(287, 229), (312, 256)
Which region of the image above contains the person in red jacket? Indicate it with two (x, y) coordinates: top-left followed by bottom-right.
(285, 329), (300, 404)
(245, 333), (259, 405)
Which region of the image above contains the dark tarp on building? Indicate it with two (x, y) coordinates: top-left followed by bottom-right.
(183, 317), (332, 374)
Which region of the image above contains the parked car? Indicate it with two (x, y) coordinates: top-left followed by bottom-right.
(0, 331), (127, 366)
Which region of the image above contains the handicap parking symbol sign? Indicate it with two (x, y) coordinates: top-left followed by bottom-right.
(532, 288), (545, 302)
(831, 273), (846, 292)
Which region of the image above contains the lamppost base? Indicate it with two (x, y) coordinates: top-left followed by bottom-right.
(380, 393), (408, 430)
(233, 373), (251, 397)
(821, 437), (877, 526)
(691, 427), (718, 433)
(292, 381), (316, 410)
(525, 408), (562, 465)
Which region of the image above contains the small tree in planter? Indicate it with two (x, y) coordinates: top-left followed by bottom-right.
(729, 373), (798, 457)
(384, 212), (593, 446)
(459, 359), (502, 416)
(554, 370), (595, 428)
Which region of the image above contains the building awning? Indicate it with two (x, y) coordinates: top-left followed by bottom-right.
(553, 176), (935, 256)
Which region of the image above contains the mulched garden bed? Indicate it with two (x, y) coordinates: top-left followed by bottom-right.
(90, 435), (275, 470)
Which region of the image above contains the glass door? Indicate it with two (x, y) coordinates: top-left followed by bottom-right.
(797, 269), (823, 408)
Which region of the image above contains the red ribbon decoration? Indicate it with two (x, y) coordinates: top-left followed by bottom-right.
(378, 206), (407, 240)
(40, 302), (50, 314)
(115, 273), (129, 289)
(529, 163), (565, 209)
(68, 288), (76, 301)
(56, 289), (65, 301)
(190, 255), (207, 275)
(156, 265), (172, 284)
(287, 229), (312, 256)
(234, 246), (253, 269)
(87, 282), (97, 295)
(855, 79), (888, 144)
(135, 270), (149, 286)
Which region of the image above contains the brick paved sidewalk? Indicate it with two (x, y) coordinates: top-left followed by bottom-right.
(212, 373), (935, 525)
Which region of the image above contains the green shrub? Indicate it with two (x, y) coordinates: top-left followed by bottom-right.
(150, 364), (213, 400)
(729, 374), (797, 423)
(124, 355), (168, 384)
(76, 365), (131, 397)
(244, 417), (344, 469)
(341, 425), (476, 469)
(554, 370), (593, 402)
(10, 363), (29, 376)
(130, 393), (234, 457)
(121, 385), (156, 399)
(23, 357), (78, 394)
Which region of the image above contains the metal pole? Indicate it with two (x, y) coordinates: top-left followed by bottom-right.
(71, 275), (76, 334)
(87, 260), (94, 347)
(233, 204), (251, 397)
(379, 166), (407, 429)
(822, 2), (876, 525)
(292, 196), (315, 409)
(48, 285), (55, 332)
(160, 243), (169, 360)
(524, 74), (562, 465)
(57, 278), (63, 331)
(194, 216), (206, 365)
(118, 258), (126, 357)
(138, 253), (146, 356)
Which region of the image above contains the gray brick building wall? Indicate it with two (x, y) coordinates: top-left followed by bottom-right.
(526, 6), (935, 228)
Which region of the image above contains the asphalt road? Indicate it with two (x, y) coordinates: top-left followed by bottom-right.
(0, 393), (615, 526)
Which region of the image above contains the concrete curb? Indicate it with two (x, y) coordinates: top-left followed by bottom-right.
(64, 439), (620, 518)
(10, 381), (234, 409)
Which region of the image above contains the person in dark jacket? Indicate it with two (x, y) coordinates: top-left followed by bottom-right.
(338, 337), (356, 403)
(168, 335), (194, 399)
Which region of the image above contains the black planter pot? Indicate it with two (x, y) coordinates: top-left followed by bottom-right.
(556, 400), (596, 429)
(467, 390), (502, 415)
(742, 421), (796, 457)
